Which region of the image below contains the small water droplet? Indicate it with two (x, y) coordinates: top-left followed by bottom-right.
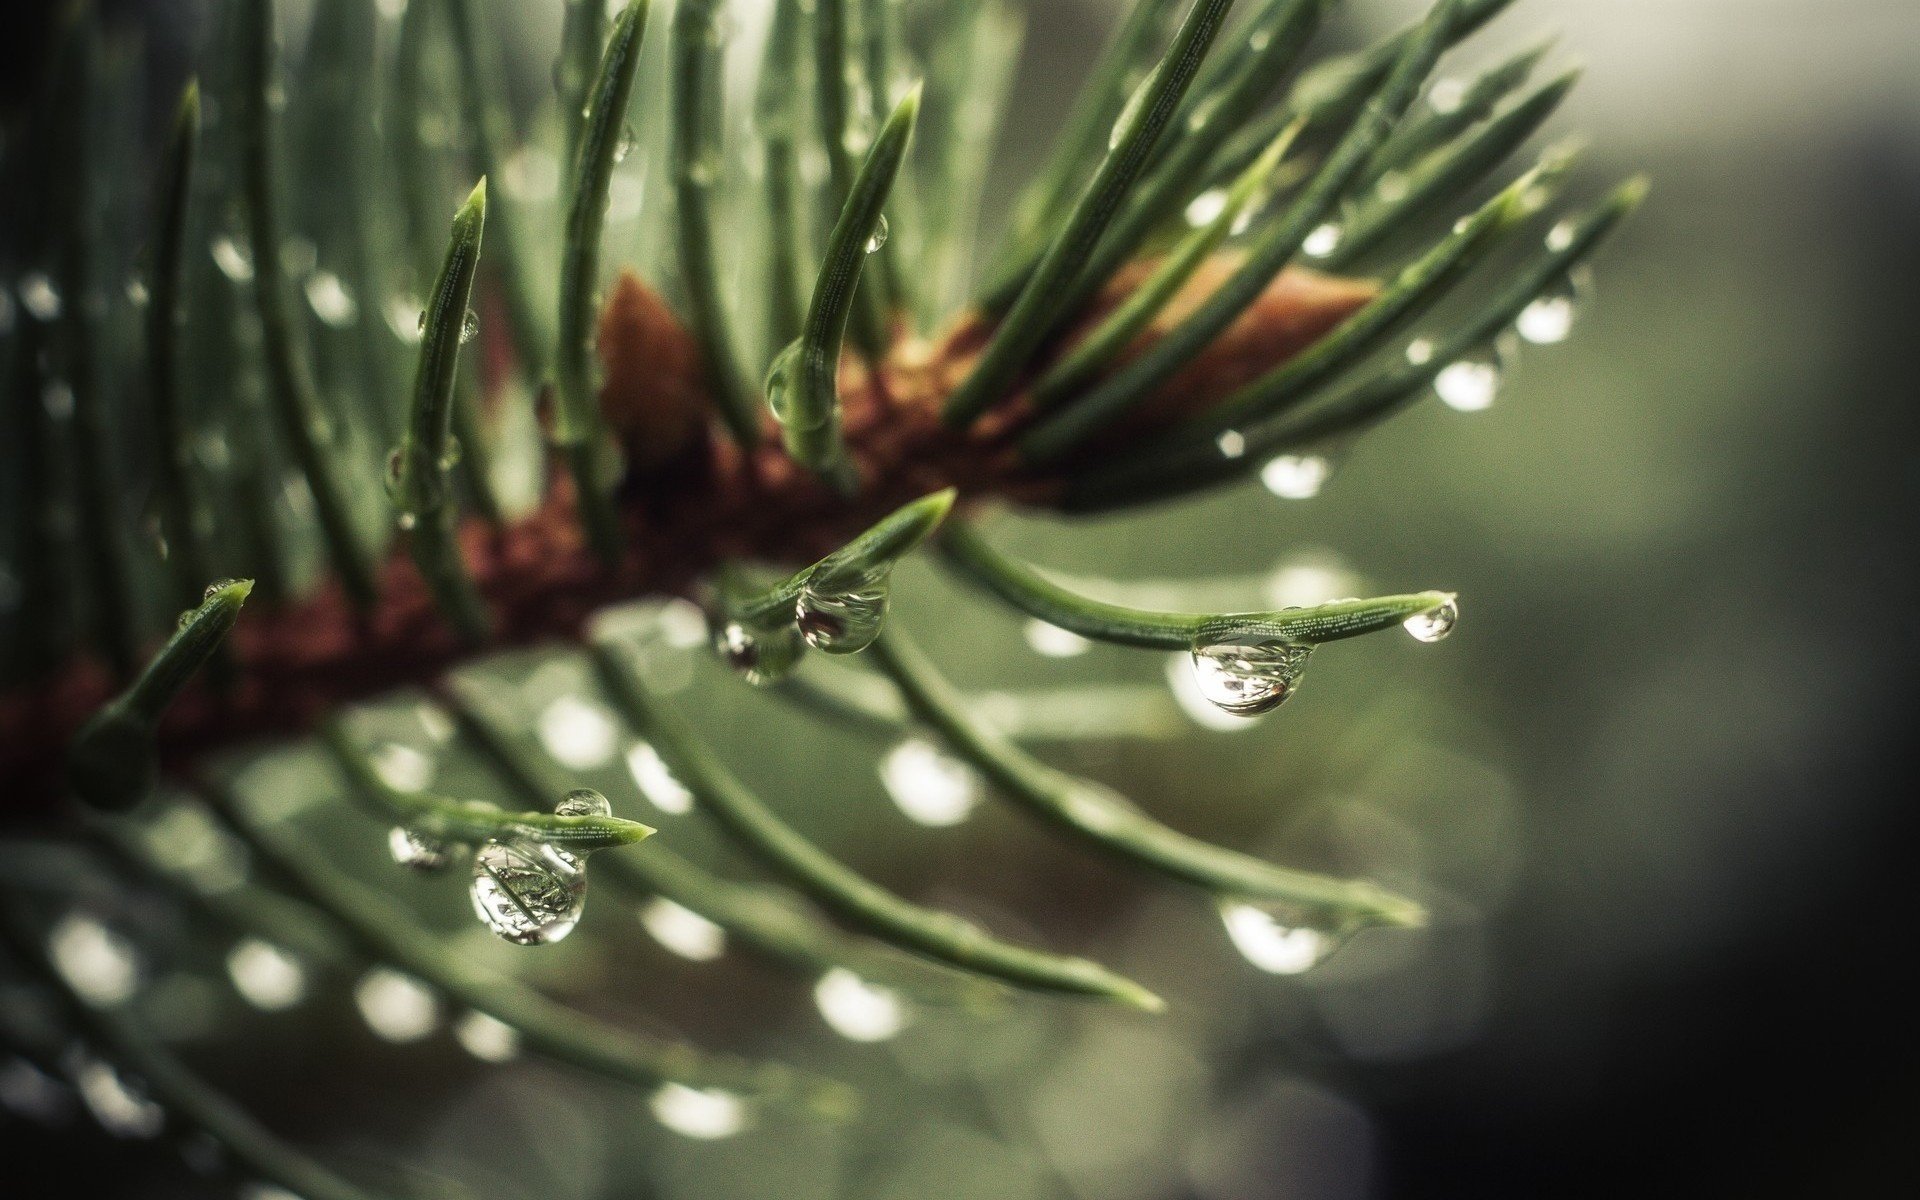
(470, 839), (587, 946)
(878, 737), (982, 828)
(210, 235), (254, 283)
(47, 913), (139, 1007)
(1405, 337), (1436, 366)
(650, 1083), (749, 1140)
(613, 122), (638, 163)
(71, 1055), (164, 1138)
(225, 938), (308, 1011)
(1403, 595), (1459, 643)
(353, 967), (439, 1042)
(303, 271), (357, 327)
(1260, 454), (1332, 500)
(814, 968), (907, 1042)
(415, 309), (428, 334)
(1433, 343), (1506, 412)
(864, 214), (890, 254)
(639, 897), (727, 961)
(626, 741), (693, 813)
(370, 740), (434, 793)
(124, 277), (151, 308)
(1427, 76), (1468, 115)
(1302, 223), (1342, 259)
(1545, 220), (1578, 252)
(453, 1010), (521, 1062)
(17, 272), (61, 320)
(796, 569), (889, 655)
(459, 308), (480, 344)
(1184, 187), (1229, 228)
(1024, 619), (1092, 659)
(388, 825), (461, 872)
(1220, 901), (1342, 974)
(1516, 271), (1587, 345)
(537, 695), (620, 769)
(555, 788), (612, 818)
(714, 619), (805, 685)
(1216, 430), (1246, 460)
(1188, 634), (1312, 717)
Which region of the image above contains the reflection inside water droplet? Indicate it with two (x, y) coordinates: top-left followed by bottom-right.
(1220, 901), (1341, 974)
(1188, 635), (1312, 717)
(470, 839), (587, 946)
(864, 214), (889, 254)
(1403, 595), (1459, 643)
(796, 569), (890, 655)
(714, 619), (805, 686)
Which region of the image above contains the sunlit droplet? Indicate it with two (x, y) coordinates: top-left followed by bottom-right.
(1403, 595), (1459, 643)
(354, 968), (439, 1042)
(796, 570), (889, 655)
(1023, 619), (1091, 659)
(1302, 222), (1342, 259)
(537, 695), (619, 769)
(555, 788), (613, 819)
(17, 272), (61, 320)
(225, 938), (308, 1011)
(1434, 345), (1505, 413)
(639, 897), (727, 962)
(1427, 76), (1468, 115)
(470, 839), (587, 946)
(626, 741), (693, 814)
(1260, 454), (1331, 500)
(72, 1056), (164, 1138)
(1188, 634), (1312, 717)
(813, 968), (907, 1042)
(453, 1010), (521, 1063)
(864, 214), (890, 254)
(389, 825), (461, 872)
(878, 738), (981, 828)
(303, 271), (357, 327)
(650, 1083), (749, 1140)
(1221, 901), (1340, 974)
(1516, 271), (1587, 345)
(48, 913), (139, 1008)
(614, 122), (638, 163)
(1185, 187), (1229, 229)
(459, 308), (480, 344)
(210, 235), (254, 284)
(1545, 219), (1577, 253)
(369, 741), (434, 793)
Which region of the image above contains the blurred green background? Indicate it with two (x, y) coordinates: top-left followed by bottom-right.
(5, 0), (1919, 1196)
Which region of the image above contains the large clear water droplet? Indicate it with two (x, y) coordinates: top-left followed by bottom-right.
(458, 308), (480, 344)
(1188, 634), (1312, 717)
(1433, 343), (1505, 412)
(1516, 271), (1586, 345)
(353, 967), (439, 1042)
(1260, 454), (1332, 500)
(639, 897), (727, 962)
(864, 215), (889, 255)
(225, 938), (308, 1011)
(1403, 595), (1459, 643)
(470, 839), (587, 946)
(714, 619), (805, 686)
(555, 788), (612, 819)
(796, 569), (890, 655)
(878, 737), (982, 827)
(210, 235), (254, 284)
(650, 1083), (749, 1140)
(1220, 901), (1343, 974)
(388, 825), (461, 872)
(813, 968), (907, 1042)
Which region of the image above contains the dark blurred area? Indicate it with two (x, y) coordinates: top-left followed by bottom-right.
(4, 1), (1919, 1197)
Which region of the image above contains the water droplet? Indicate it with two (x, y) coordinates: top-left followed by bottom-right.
(626, 741), (693, 813)
(415, 309), (428, 334)
(1108, 71), (1154, 149)
(17, 272), (61, 320)
(1188, 634), (1312, 717)
(537, 695), (620, 769)
(385, 295), (424, 344)
(124, 277), (150, 308)
(1434, 343), (1505, 413)
(1184, 187), (1229, 228)
(1427, 76), (1468, 116)
(388, 825), (462, 872)
(1302, 223), (1342, 259)
(639, 897), (727, 962)
(1374, 170), (1412, 204)
(878, 738), (982, 828)
(453, 1010), (521, 1062)
(370, 741), (434, 793)
(864, 214), (890, 254)
(650, 1083), (749, 1140)
(1516, 271), (1587, 345)
(225, 938), (307, 1011)
(1023, 619), (1091, 659)
(470, 839), (587, 946)
(1248, 26), (1274, 52)
(613, 122), (638, 163)
(354, 967), (439, 1042)
(1403, 595), (1459, 643)
(459, 308), (480, 344)
(796, 569), (890, 655)
(1405, 337), (1437, 365)
(47, 913), (139, 1007)
(1220, 901), (1342, 974)
(1215, 430), (1246, 460)
(210, 235), (254, 283)
(71, 1056), (164, 1138)
(714, 619), (805, 685)
(303, 271), (357, 327)
(813, 968), (907, 1042)
(1545, 219), (1578, 252)
(555, 788), (612, 818)
(1260, 454), (1332, 500)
